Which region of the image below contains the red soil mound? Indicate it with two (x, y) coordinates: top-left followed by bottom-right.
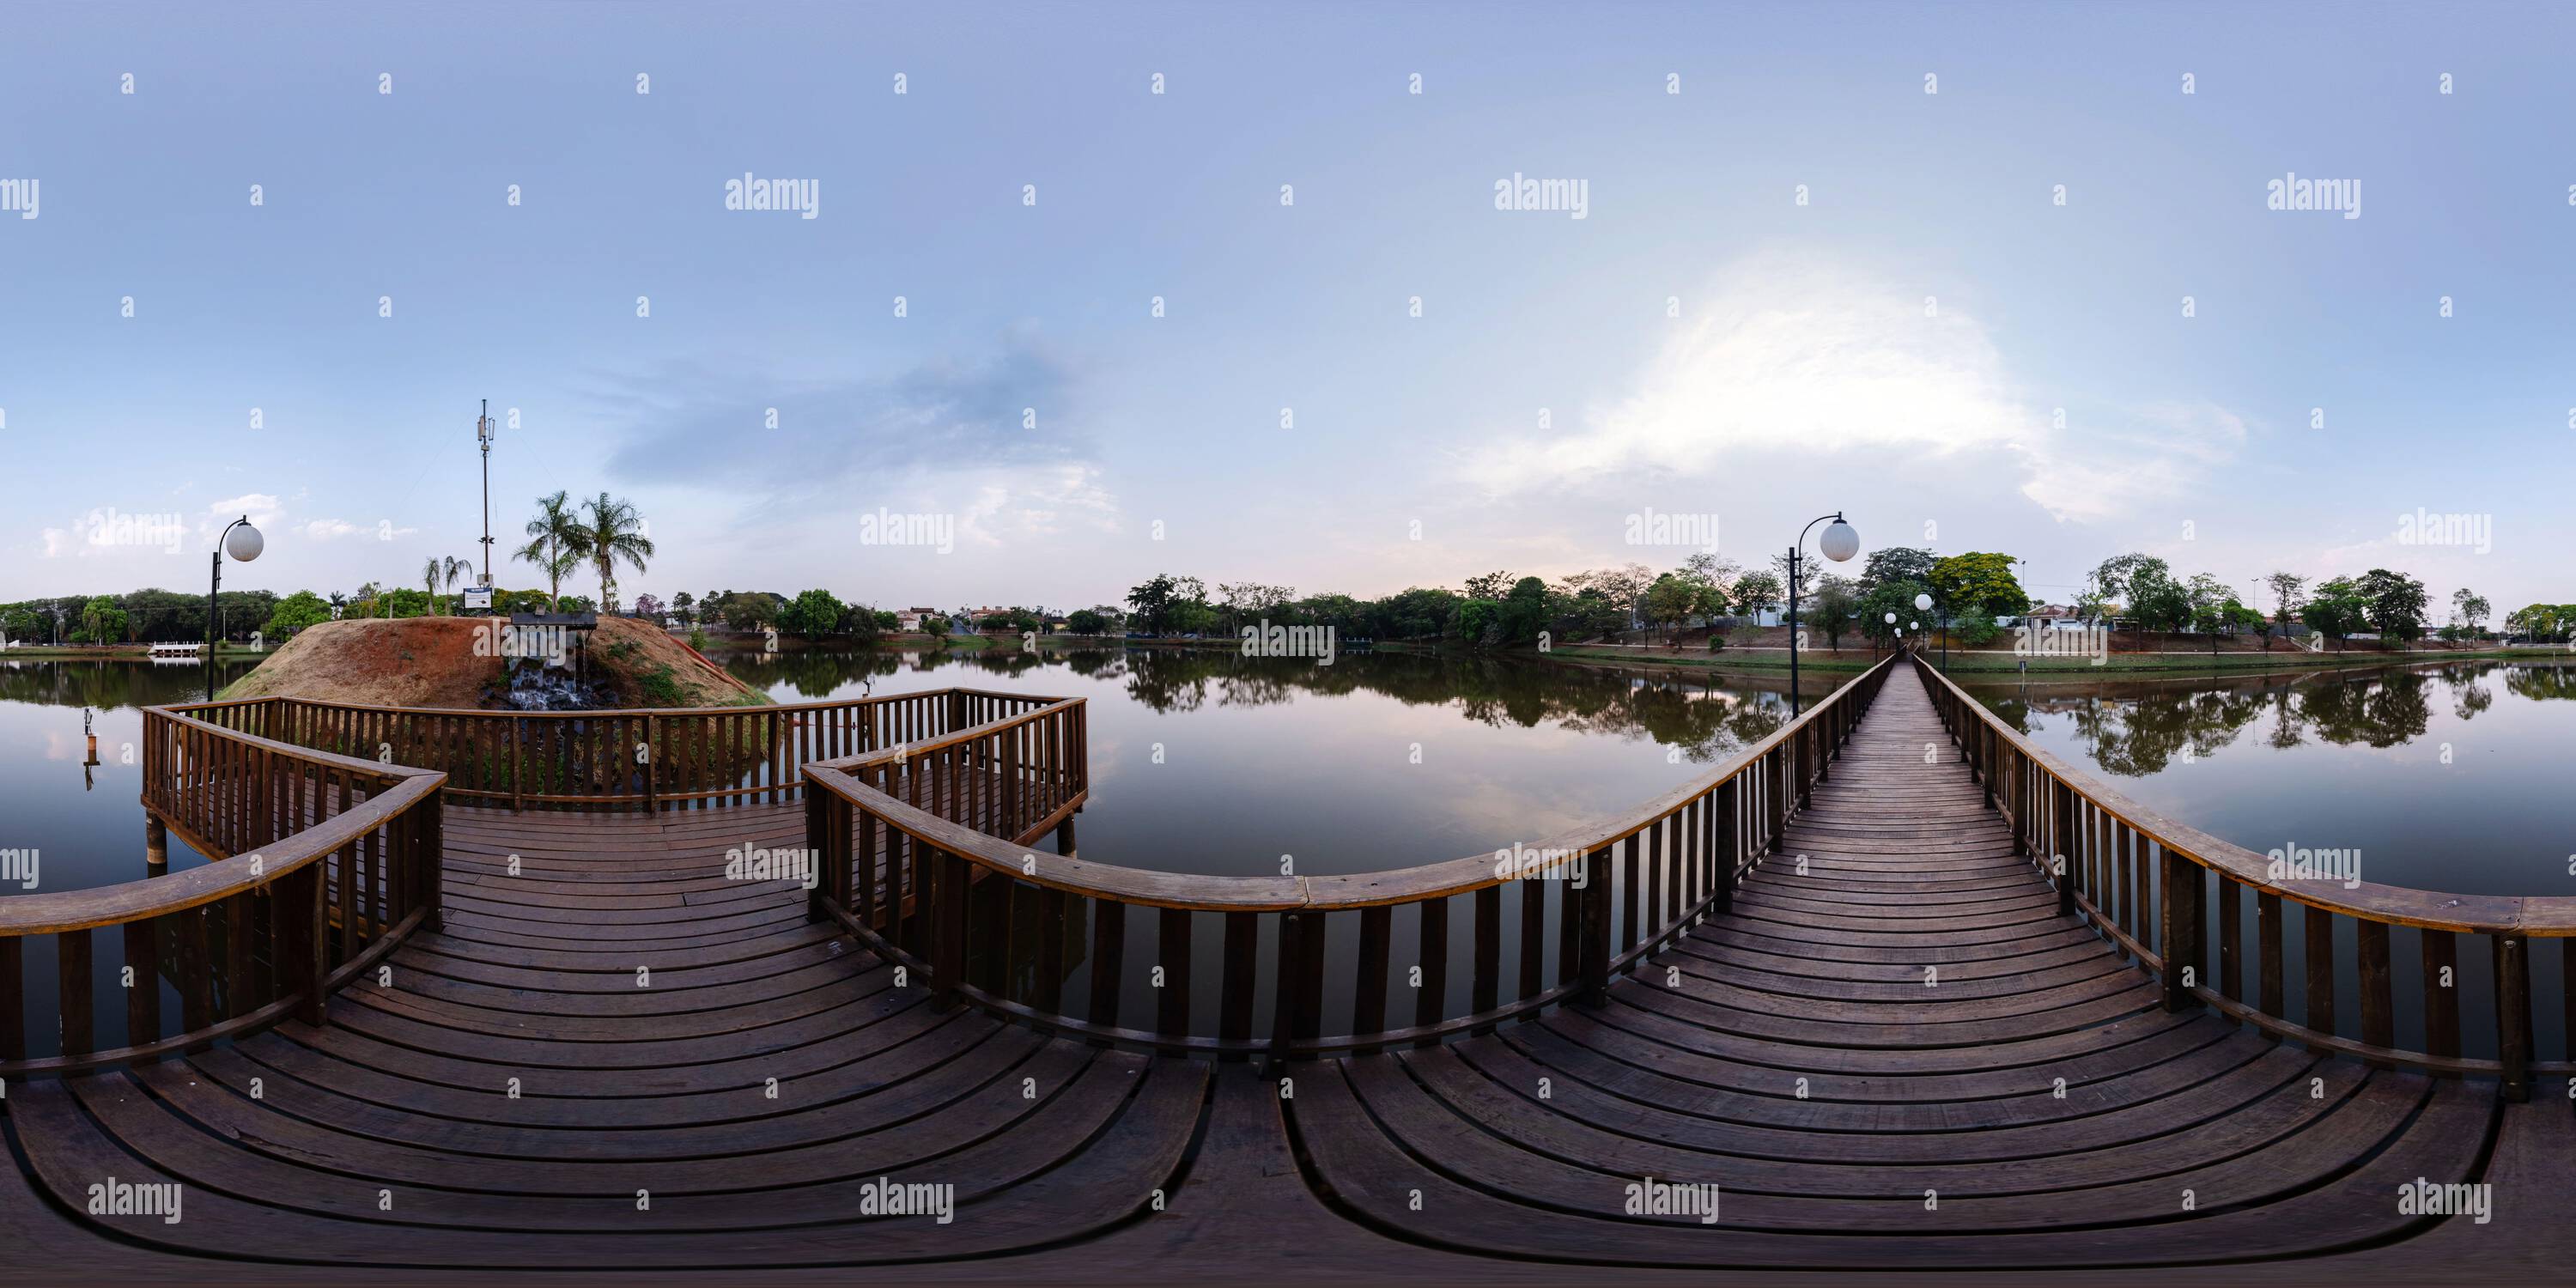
(217, 616), (767, 709)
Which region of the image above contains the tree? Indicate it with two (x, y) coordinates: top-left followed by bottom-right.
(442, 555), (475, 611)
(1067, 608), (1108, 636)
(714, 591), (778, 631)
(2124, 564), (2194, 636)
(1859, 546), (1938, 592)
(76, 595), (129, 644)
(513, 491), (586, 613)
(2081, 549), (2164, 623)
(671, 591), (695, 625)
(2354, 568), (2427, 643)
(262, 591), (331, 639)
(1641, 574), (1699, 645)
(576, 493), (654, 615)
(2450, 588), (2491, 640)
(1857, 579), (1929, 649)
(1810, 574), (1861, 649)
(1927, 553), (2032, 629)
(2264, 572), (2307, 624)
(1127, 574), (1181, 634)
(1498, 576), (1551, 645)
(421, 556), (446, 615)
(1770, 551), (1818, 603)
(1461, 571), (1514, 603)
(632, 592), (665, 621)
(1462, 599), (1504, 646)
(1729, 572), (1783, 619)
(2303, 576), (2369, 650)
(779, 588), (845, 639)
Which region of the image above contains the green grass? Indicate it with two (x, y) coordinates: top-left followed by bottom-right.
(635, 663), (686, 706)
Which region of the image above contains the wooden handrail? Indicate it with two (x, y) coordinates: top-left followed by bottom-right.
(0, 707), (448, 1078)
(805, 654), (1900, 1057)
(158, 685), (1064, 811)
(1911, 657), (2576, 936)
(1911, 653), (2568, 1100)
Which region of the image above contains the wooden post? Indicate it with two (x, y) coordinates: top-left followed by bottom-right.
(2053, 781), (2075, 915)
(1714, 778), (1739, 916)
(276, 860), (328, 1028)
(416, 795), (444, 932)
(1578, 847), (1612, 1007)
(1765, 746), (1785, 853)
(642, 714), (657, 811)
(145, 814), (168, 868)
(1054, 815), (1077, 858)
(511, 715), (525, 812)
(2496, 934), (2530, 1103)
(929, 850), (969, 1009)
(2158, 848), (2201, 1012)
(804, 788), (830, 924)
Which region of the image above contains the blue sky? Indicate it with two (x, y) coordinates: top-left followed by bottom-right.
(3, 1), (2570, 620)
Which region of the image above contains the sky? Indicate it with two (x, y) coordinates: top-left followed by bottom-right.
(3, 0), (2571, 621)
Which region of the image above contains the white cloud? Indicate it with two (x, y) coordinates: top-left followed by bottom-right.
(296, 517), (413, 542)
(1457, 251), (2247, 529)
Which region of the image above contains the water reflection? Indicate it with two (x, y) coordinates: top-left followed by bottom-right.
(1959, 659), (2576, 898)
(720, 645), (1809, 766)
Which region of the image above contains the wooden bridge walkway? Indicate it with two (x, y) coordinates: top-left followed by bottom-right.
(3, 664), (2565, 1283)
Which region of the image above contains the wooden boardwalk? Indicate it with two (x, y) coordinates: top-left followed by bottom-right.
(4, 664), (2564, 1282)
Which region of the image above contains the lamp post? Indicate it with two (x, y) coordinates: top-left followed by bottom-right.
(208, 515), (262, 700)
(1915, 592), (1941, 669)
(1786, 513), (1861, 714)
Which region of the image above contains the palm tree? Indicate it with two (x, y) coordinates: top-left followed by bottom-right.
(575, 492), (653, 616)
(326, 591), (348, 621)
(421, 556), (445, 615)
(513, 491), (586, 613)
(441, 555), (475, 612)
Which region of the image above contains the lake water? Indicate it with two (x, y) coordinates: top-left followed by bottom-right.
(715, 645), (1819, 878)
(1955, 658), (2576, 900)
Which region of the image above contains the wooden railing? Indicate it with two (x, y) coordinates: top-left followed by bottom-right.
(805, 654), (1896, 1059)
(162, 687), (1057, 811)
(0, 708), (446, 1078)
(1917, 655), (2574, 1102)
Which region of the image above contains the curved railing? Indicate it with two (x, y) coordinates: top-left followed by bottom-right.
(805, 654), (1897, 1058)
(164, 687), (1058, 810)
(1917, 655), (2573, 1102)
(0, 707), (446, 1078)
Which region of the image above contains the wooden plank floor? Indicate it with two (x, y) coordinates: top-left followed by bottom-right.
(4, 662), (2561, 1283)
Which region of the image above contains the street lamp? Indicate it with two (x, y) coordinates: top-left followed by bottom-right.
(1914, 591), (1942, 669)
(1786, 513), (1860, 714)
(208, 515), (262, 700)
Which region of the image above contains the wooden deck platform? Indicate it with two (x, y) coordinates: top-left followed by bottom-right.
(5, 665), (2564, 1283)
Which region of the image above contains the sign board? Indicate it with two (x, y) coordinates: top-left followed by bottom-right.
(462, 586), (495, 612)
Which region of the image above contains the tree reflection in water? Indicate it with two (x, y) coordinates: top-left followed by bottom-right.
(1958, 659), (2564, 776)
(718, 645), (1810, 766)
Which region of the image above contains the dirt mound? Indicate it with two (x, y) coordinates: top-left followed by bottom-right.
(219, 616), (768, 709)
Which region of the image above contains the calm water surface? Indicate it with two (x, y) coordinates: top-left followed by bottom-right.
(716, 646), (1821, 878)
(1959, 659), (2576, 900)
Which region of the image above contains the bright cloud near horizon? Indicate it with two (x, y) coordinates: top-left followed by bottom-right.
(4, 2), (2571, 623)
